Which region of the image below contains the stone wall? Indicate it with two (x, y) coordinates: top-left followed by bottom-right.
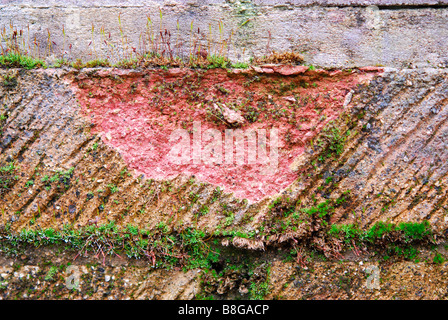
(1, 0), (448, 68)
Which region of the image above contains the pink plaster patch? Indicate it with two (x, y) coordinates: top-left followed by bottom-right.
(74, 68), (377, 202)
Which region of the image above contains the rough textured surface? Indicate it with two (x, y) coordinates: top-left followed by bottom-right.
(2, 0), (448, 302)
(2, 1), (448, 68)
(0, 66), (448, 299)
(0, 247), (203, 300)
(72, 67), (376, 202)
(0, 245), (448, 300)
(291, 68), (448, 231)
(0, 67), (447, 233)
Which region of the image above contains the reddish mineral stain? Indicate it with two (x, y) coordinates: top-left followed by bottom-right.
(74, 67), (378, 202)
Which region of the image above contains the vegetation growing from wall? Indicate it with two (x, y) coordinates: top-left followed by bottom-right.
(0, 15), (304, 70)
(328, 221), (433, 245)
(0, 217), (440, 269)
(0, 222), (220, 271)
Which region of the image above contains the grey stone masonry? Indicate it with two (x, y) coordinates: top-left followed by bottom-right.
(1, 0), (448, 68)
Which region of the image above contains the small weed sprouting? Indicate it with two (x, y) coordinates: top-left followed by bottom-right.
(107, 183), (119, 194)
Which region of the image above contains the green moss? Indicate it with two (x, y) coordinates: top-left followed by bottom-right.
(0, 53), (46, 69)
(318, 125), (349, 161)
(2, 73), (17, 88)
(0, 161), (18, 191)
(44, 266), (58, 281)
(433, 252), (445, 264)
(205, 55), (230, 69)
(231, 62), (249, 69)
(248, 265), (271, 300)
(329, 221), (433, 244)
(396, 221), (432, 241)
(366, 221), (395, 242)
(181, 228), (220, 269)
(198, 205), (210, 216)
(328, 223), (360, 244)
(1, 222), (221, 271)
(389, 245), (418, 261)
(302, 200), (333, 218)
